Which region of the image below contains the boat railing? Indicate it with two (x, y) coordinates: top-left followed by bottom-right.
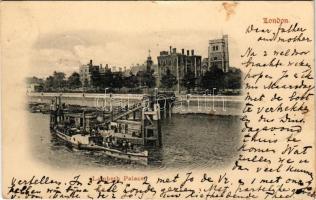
(111, 103), (143, 121)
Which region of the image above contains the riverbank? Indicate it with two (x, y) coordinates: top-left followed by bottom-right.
(27, 92), (243, 116)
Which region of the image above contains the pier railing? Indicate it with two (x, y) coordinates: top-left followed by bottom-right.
(27, 92), (144, 100)
(107, 102), (143, 123)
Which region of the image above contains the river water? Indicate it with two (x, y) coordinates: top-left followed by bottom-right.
(28, 112), (240, 170)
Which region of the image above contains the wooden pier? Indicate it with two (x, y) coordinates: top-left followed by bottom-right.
(49, 92), (176, 148)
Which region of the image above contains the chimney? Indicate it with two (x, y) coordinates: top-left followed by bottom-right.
(105, 64), (109, 69)
(187, 50), (190, 56)
(100, 64), (103, 68)
(89, 59), (93, 66)
(182, 49), (184, 55)
(191, 50), (194, 56)
(173, 48), (177, 54)
(169, 46), (172, 54)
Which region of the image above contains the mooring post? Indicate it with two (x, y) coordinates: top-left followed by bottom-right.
(83, 111), (86, 132)
(141, 107), (146, 146)
(54, 97), (58, 124)
(82, 93), (84, 106)
(168, 102), (172, 118)
(163, 103), (167, 119)
(50, 99), (57, 128)
(154, 88), (163, 147)
(110, 110), (113, 122)
(157, 103), (162, 147)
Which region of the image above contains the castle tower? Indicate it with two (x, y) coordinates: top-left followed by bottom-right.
(208, 35), (229, 73)
(146, 49), (153, 72)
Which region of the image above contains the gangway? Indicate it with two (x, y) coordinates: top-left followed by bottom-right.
(111, 102), (143, 122)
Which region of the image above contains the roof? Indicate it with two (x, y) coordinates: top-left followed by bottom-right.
(64, 111), (97, 118)
(116, 120), (141, 125)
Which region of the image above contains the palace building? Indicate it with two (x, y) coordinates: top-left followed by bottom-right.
(156, 46), (202, 92)
(79, 60), (100, 86)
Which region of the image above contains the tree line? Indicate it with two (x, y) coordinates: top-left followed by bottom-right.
(26, 69), (156, 93)
(26, 67), (242, 94)
(159, 67), (242, 93)
(27, 71), (81, 92)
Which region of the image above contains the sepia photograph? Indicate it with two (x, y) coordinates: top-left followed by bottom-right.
(24, 2), (243, 169)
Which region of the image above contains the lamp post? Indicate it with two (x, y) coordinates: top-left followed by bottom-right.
(186, 94), (191, 112)
(154, 87), (158, 103)
(222, 96), (226, 111)
(104, 88), (109, 110)
(205, 89), (209, 111)
(212, 88), (216, 111)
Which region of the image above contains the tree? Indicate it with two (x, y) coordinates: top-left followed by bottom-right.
(137, 69), (156, 88)
(67, 72), (82, 89)
(26, 76), (44, 92)
(182, 69), (196, 93)
(201, 67), (225, 90)
(224, 68), (242, 89)
(52, 71), (66, 90)
(160, 68), (177, 89)
(26, 76), (44, 85)
(44, 76), (54, 91)
(90, 70), (101, 89)
(83, 79), (89, 89)
(111, 72), (123, 90)
(143, 69), (156, 88)
(101, 69), (114, 89)
(124, 72), (139, 88)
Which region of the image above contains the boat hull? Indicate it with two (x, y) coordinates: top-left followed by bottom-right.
(84, 144), (148, 166)
(52, 129), (148, 165)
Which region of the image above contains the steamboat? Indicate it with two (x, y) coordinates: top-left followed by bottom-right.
(49, 95), (163, 165)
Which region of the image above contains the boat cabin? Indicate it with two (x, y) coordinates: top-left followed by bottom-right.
(63, 112), (97, 132)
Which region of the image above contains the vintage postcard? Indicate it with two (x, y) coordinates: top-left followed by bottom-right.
(1, 1), (315, 199)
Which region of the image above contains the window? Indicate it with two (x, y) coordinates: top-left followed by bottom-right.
(214, 57), (217, 60)
(147, 129), (154, 137)
(80, 118), (83, 126)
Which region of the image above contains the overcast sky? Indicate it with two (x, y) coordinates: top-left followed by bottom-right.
(2, 1), (312, 78)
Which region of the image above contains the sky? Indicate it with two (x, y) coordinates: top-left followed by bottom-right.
(1, 1), (312, 78)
